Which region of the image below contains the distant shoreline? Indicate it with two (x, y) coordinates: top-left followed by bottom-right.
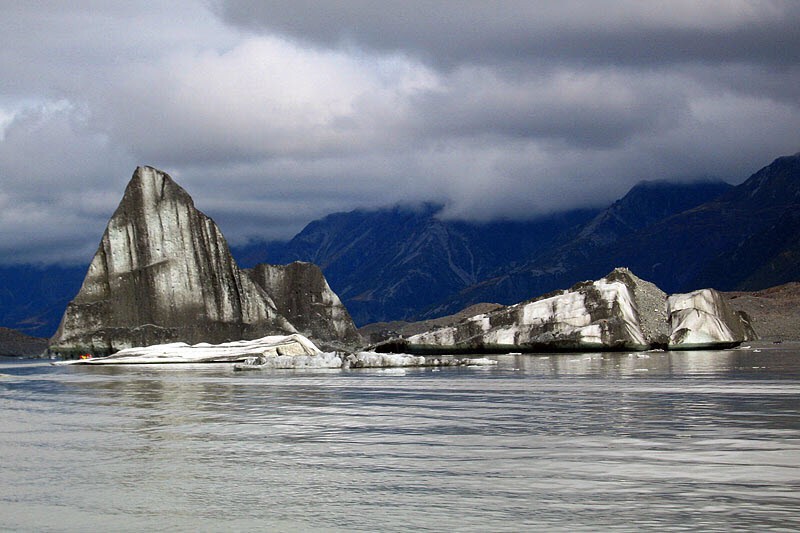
(724, 283), (800, 343)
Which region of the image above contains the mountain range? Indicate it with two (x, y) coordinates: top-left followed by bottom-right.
(235, 180), (734, 324)
(234, 204), (599, 325)
(237, 153), (799, 325)
(2, 152), (799, 337)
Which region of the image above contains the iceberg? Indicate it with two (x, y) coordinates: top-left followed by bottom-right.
(376, 268), (664, 353)
(53, 334), (322, 365)
(373, 268), (755, 353)
(49, 167), (360, 358)
(667, 289), (755, 349)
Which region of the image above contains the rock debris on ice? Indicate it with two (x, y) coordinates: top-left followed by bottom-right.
(373, 268), (756, 353)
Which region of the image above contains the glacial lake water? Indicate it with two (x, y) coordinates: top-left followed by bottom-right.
(2, 343), (799, 532)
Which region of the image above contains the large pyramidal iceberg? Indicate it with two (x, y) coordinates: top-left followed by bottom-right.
(50, 166), (358, 356)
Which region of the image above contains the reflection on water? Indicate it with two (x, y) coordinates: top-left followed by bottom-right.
(1, 343), (799, 531)
(496, 345), (800, 379)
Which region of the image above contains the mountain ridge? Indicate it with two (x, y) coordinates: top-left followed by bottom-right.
(2, 153), (798, 337)
(424, 155), (799, 318)
(237, 205), (599, 325)
(239, 177), (733, 325)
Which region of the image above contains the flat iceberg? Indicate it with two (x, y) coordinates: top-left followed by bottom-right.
(234, 352), (344, 370)
(52, 334), (322, 365)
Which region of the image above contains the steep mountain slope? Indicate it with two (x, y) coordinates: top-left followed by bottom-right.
(692, 208), (800, 291)
(573, 180), (733, 248)
(438, 153), (799, 317)
(419, 180), (733, 318)
(237, 179), (731, 325)
(611, 153), (800, 292)
(689, 154), (800, 290)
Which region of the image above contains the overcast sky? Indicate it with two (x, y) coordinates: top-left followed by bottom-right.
(1, 1), (799, 264)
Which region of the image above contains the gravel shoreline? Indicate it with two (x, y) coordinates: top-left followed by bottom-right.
(724, 282), (800, 342)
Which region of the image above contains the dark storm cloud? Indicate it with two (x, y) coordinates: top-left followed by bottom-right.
(215, 0), (800, 68)
(1, 1), (799, 264)
(406, 68), (690, 149)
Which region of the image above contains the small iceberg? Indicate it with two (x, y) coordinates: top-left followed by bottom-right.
(52, 334), (322, 365)
(376, 368), (407, 375)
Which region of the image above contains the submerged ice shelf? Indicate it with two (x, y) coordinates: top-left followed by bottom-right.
(233, 352), (498, 371)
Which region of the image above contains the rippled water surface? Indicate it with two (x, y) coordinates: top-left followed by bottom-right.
(2, 344), (800, 531)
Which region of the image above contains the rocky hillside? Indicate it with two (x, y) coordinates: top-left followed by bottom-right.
(425, 154), (800, 318)
(0, 327), (48, 357)
(240, 178), (732, 325)
(426, 179), (733, 317)
(614, 153), (800, 293)
(724, 282), (800, 342)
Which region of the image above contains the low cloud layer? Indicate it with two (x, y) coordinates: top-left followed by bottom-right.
(1, 1), (799, 264)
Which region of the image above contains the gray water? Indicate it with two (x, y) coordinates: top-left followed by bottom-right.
(2, 344), (799, 532)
